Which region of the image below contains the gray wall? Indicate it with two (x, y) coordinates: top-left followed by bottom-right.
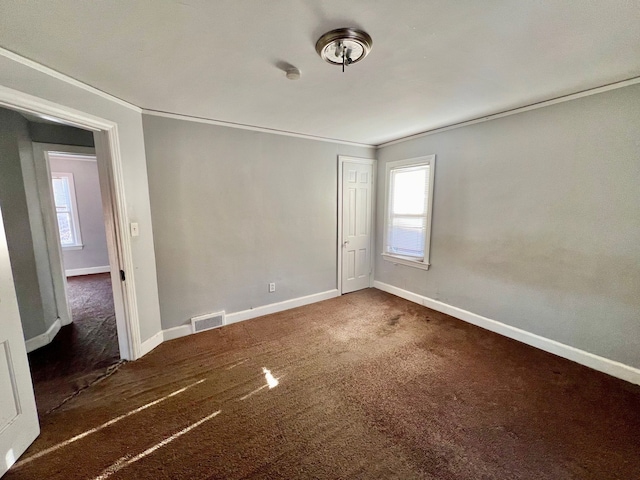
(28, 122), (94, 148)
(0, 108), (57, 340)
(375, 84), (640, 369)
(143, 115), (373, 330)
(49, 156), (110, 272)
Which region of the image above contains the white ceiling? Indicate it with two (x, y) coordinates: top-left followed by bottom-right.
(1, 1), (639, 145)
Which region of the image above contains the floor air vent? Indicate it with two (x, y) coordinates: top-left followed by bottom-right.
(191, 311), (225, 333)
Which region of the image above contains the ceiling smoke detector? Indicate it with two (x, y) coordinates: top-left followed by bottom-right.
(315, 28), (372, 71)
(285, 67), (301, 80)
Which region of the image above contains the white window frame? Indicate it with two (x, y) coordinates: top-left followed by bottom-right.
(382, 154), (436, 271)
(51, 171), (83, 250)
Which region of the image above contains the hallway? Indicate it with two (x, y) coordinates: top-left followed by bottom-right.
(27, 273), (120, 416)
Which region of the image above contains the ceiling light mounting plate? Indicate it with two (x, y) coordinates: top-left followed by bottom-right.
(315, 28), (372, 68)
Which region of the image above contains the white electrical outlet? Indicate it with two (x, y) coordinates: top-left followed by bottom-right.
(269, 282), (276, 293)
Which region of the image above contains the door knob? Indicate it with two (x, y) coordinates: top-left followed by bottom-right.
(343, 240), (350, 246)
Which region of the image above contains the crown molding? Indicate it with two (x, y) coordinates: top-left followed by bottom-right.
(3, 45), (637, 149)
(0, 44), (373, 146)
(0, 46), (142, 113)
(377, 76), (640, 148)
(141, 109), (375, 148)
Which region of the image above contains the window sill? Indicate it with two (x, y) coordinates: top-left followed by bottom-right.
(382, 253), (430, 271)
(62, 244), (84, 251)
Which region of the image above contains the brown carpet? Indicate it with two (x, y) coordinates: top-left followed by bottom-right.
(9, 289), (640, 479)
(27, 273), (120, 416)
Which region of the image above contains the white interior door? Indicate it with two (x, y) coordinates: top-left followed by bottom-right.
(341, 159), (374, 294)
(0, 205), (40, 477)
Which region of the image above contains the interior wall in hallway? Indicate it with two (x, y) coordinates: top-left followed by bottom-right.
(28, 121), (95, 148)
(0, 108), (57, 340)
(48, 154), (110, 272)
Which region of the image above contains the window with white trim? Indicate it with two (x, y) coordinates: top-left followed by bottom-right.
(382, 155), (435, 270)
(51, 172), (83, 249)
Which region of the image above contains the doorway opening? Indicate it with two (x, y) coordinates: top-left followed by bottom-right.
(0, 83), (145, 471)
(27, 144), (121, 415)
(0, 99), (139, 418)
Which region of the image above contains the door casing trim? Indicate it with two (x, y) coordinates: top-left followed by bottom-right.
(0, 84), (142, 360)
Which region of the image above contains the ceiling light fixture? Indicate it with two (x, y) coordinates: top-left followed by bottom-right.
(315, 28), (372, 72)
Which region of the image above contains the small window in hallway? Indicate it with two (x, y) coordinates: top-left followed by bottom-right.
(51, 172), (82, 249)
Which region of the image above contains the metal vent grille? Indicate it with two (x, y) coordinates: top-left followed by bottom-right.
(191, 311), (225, 333)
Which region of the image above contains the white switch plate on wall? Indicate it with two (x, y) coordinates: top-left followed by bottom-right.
(130, 222), (139, 237)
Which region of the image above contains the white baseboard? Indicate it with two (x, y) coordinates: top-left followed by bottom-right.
(162, 325), (192, 342)
(139, 330), (164, 357)
(65, 265), (110, 277)
(373, 281), (640, 386)
(25, 318), (61, 353)
(149, 289), (341, 347)
(225, 289), (340, 325)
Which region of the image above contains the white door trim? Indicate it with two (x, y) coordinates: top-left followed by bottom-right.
(337, 155), (376, 294)
(0, 85), (142, 360)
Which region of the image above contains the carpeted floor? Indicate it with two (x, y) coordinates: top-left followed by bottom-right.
(9, 289), (640, 479)
(27, 273), (120, 415)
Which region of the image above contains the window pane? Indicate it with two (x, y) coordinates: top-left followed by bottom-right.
(52, 177), (71, 210)
(391, 166), (428, 215)
(387, 164), (429, 258)
(57, 212), (74, 245)
(387, 216), (425, 258)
